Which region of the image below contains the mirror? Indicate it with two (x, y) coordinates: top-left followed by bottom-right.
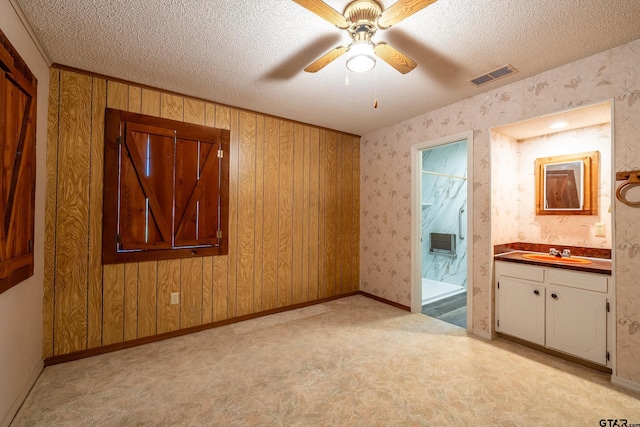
(535, 151), (599, 215)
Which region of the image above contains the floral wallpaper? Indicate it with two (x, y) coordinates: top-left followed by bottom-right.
(360, 38), (640, 384)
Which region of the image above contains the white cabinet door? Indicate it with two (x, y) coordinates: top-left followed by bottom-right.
(497, 277), (545, 346)
(546, 286), (607, 365)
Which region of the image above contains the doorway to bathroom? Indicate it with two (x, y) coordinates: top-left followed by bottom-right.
(411, 132), (473, 330)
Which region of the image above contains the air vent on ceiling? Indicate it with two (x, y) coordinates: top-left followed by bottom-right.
(470, 64), (518, 87)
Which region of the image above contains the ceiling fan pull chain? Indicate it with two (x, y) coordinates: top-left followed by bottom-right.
(374, 66), (378, 108)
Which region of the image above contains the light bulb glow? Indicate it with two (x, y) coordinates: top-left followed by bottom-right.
(550, 121), (568, 129)
(346, 42), (376, 73)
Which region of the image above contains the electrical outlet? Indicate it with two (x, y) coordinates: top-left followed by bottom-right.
(595, 223), (606, 237)
(170, 292), (179, 305)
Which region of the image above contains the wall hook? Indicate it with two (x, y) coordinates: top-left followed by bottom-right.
(615, 170), (640, 206)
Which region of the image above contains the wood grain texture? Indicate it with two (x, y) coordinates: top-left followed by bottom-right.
(253, 116), (265, 312)
(45, 68), (360, 357)
(302, 126), (311, 302)
(161, 93), (183, 121)
(43, 68), (59, 358)
(213, 255), (228, 321)
(87, 77), (106, 349)
(277, 121), (294, 307)
(236, 111), (256, 316)
(124, 263), (139, 341)
(324, 131), (337, 297)
(317, 129), (326, 298)
(53, 70), (92, 355)
(226, 108), (239, 317)
(102, 264), (124, 345)
(181, 257), (202, 328)
(137, 261), (157, 337)
(262, 117), (279, 310)
(157, 259), (181, 334)
(292, 124), (305, 304)
(351, 136), (361, 292)
(308, 127), (320, 301)
(106, 81), (128, 110)
(128, 86), (142, 113)
(202, 256), (214, 324)
(141, 89), (161, 117)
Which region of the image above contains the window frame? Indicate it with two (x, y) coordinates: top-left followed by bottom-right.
(102, 108), (229, 264)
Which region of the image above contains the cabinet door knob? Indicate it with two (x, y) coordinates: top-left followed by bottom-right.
(551, 293), (558, 299)
(533, 290), (540, 295)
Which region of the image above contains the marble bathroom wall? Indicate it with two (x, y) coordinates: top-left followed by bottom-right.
(421, 140), (468, 287)
(360, 37), (640, 384)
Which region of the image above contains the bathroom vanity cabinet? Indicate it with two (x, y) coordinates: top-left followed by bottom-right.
(495, 260), (610, 366)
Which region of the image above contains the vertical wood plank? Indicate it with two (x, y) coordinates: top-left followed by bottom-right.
(308, 127), (320, 301)
(106, 81), (128, 110)
(213, 255), (228, 321)
(124, 263), (139, 341)
(102, 264), (124, 345)
(100, 79), (130, 346)
(302, 126), (311, 302)
(317, 129), (326, 298)
(324, 131), (338, 297)
(157, 259), (181, 334)
(184, 98), (205, 125)
(352, 136), (360, 291)
(203, 103), (217, 323)
(141, 89), (161, 117)
(340, 134), (353, 294)
(253, 116), (265, 312)
(43, 68), (59, 358)
(138, 87), (161, 337)
(213, 105), (230, 320)
(128, 86), (142, 113)
(202, 256), (214, 324)
(161, 93), (183, 121)
(262, 117), (279, 310)
(181, 258), (203, 328)
(87, 77), (106, 349)
(226, 108), (239, 317)
(236, 111), (256, 316)
(53, 70), (92, 355)
(277, 120), (294, 307)
(292, 124), (305, 304)
(138, 261), (158, 337)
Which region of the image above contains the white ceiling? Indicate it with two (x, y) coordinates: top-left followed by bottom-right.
(15, 0), (640, 136)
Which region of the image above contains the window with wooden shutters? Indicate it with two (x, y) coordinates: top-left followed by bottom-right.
(0, 30), (37, 295)
(103, 108), (229, 264)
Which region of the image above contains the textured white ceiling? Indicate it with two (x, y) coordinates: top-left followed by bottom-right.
(16, 0), (640, 135)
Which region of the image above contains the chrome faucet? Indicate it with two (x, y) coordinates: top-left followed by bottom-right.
(549, 248), (561, 257)
(561, 249), (571, 258)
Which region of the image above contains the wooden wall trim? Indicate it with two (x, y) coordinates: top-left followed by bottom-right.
(50, 64), (361, 138)
(44, 292), (360, 367)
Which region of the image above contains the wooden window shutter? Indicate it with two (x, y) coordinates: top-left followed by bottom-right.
(103, 109), (229, 264)
(0, 30), (37, 294)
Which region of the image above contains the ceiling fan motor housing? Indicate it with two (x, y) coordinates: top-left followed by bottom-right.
(345, 0), (383, 41)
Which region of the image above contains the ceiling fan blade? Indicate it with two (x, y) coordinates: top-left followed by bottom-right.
(378, 0), (437, 29)
(304, 46), (349, 73)
(292, 0), (349, 29)
(374, 42), (417, 74)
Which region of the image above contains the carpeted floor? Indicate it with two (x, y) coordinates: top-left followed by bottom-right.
(11, 295), (640, 426)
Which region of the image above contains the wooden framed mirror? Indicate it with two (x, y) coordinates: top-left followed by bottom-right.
(535, 151), (599, 215)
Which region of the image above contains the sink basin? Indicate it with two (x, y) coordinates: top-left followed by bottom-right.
(521, 253), (592, 264)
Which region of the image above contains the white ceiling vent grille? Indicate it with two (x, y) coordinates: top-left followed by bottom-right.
(470, 64), (518, 87)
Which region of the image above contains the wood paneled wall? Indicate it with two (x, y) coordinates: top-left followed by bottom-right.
(43, 68), (360, 357)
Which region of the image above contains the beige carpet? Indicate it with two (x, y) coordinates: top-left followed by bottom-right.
(11, 295), (640, 426)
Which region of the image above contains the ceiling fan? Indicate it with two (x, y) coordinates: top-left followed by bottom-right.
(293, 0), (437, 74)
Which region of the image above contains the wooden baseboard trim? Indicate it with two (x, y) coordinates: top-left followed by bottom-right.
(359, 291), (411, 311)
(44, 292), (359, 367)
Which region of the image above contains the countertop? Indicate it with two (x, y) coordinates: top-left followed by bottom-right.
(494, 251), (612, 275)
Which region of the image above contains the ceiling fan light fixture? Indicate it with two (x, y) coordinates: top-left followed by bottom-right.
(346, 41), (376, 73)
